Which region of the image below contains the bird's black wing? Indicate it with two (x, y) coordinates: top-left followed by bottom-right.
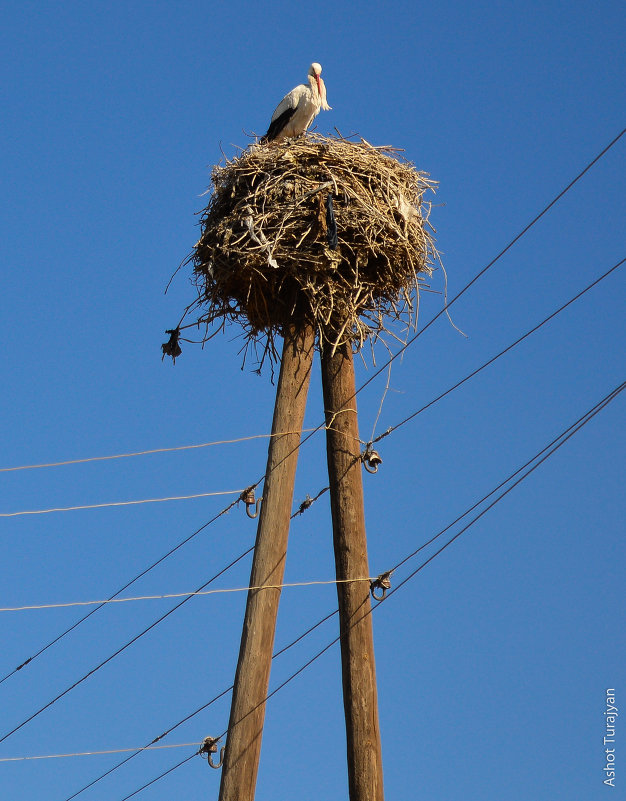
(263, 106), (297, 142)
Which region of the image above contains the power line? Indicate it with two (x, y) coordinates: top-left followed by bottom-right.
(6, 130), (622, 794)
(61, 687), (235, 801)
(383, 378), (626, 593)
(0, 741), (201, 763)
(0, 494), (246, 686)
(0, 430), (317, 474)
(244, 127), (626, 486)
(0, 489), (246, 518)
(113, 377), (624, 801)
(349, 127), (626, 402)
(0, 458), (306, 701)
(65, 382), (626, 801)
(0, 546), (255, 745)
(54, 382), (626, 801)
(295, 255), (624, 510)
(0, 577), (371, 614)
(4, 244), (620, 777)
(372, 255), (625, 443)
(31, 249), (624, 787)
(45, 368), (626, 800)
(3, 134), (621, 686)
(60, 610), (340, 801)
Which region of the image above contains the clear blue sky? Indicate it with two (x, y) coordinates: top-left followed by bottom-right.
(1, 1), (624, 800)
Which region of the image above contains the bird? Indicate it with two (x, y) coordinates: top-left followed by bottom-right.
(262, 62), (331, 144)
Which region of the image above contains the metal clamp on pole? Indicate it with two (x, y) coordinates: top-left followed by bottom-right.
(370, 570), (393, 601)
(199, 736), (225, 769)
(241, 487), (262, 519)
(362, 444), (383, 474)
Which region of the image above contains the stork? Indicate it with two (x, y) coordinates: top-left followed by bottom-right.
(262, 62), (331, 144)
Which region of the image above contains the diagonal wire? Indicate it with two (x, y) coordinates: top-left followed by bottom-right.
(350, 127), (626, 403)
(78, 378), (625, 801)
(0, 430), (316, 473)
(243, 128), (626, 485)
(372, 256), (625, 444)
(0, 546), (255, 745)
(0, 489), (245, 518)
(297, 255), (624, 506)
(0, 495), (244, 686)
(383, 379), (626, 591)
(60, 610), (339, 801)
(42, 249), (626, 793)
(5, 131), (622, 689)
(5, 128), (623, 791)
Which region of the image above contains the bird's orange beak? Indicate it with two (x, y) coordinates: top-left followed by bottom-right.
(315, 74), (322, 95)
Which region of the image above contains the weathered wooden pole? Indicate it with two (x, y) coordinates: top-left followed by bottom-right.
(320, 339), (385, 801)
(218, 325), (315, 801)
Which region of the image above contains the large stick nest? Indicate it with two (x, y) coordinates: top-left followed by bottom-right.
(179, 134), (439, 369)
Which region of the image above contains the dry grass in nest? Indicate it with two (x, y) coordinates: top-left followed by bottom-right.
(174, 134), (439, 370)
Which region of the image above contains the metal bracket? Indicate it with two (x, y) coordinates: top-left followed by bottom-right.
(362, 445), (382, 474)
(370, 570), (393, 601)
(241, 487), (263, 519)
(199, 736), (225, 770)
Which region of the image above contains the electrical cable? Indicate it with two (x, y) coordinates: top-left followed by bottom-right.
(0, 577), (372, 614)
(4, 130), (622, 793)
(0, 489), (245, 518)
(372, 256), (625, 445)
(385, 379), (626, 581)
(0, 430), (317, 474)
(237, 127), (626, 487)
(0, 494), (245, 686)
(0, 741), (201, 762)
(60, 609), (339, 801)
(0, 546), (255, 745)
(4, 251), (621, 782)
(60, 686), (235, 801)
(295, 255), (624, 513)
(60, 378), (624, 800)
(381, 381), (626, 592)
(4, 136), (621, 684)
(7, 249), (622, 767)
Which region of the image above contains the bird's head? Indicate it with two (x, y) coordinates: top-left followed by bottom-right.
(309, 62), (323, 95)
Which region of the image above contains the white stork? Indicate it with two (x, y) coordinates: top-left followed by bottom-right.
(262, 62), (331, 143)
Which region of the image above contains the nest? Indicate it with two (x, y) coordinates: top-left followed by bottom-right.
(177, 134), (439, 369)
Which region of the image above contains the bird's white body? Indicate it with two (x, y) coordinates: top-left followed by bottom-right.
(264, 63), (331, 143)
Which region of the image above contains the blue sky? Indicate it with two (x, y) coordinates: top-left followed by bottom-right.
(1, 1), (624, 800)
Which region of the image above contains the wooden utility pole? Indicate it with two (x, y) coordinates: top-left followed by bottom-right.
(218, 325), (315, 801)
(320, 340), (385, 801)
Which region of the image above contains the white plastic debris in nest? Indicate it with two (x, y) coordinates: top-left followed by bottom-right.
(394, 193), (419, 223)
(244, 214), (279, 269)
